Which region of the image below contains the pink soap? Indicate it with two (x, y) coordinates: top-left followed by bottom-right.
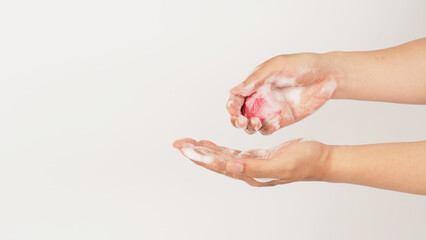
(242, 86), (282, 122)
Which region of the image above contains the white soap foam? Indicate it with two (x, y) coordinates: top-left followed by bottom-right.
(254, 177), (280, 183)
(181, 147), (215, 164)
(253, 83), (270, 96)
(237, 149), (268, 159)
(282, 86), (304, 106)
(239, 82), (256, 96)
(246, 84), (282, 120)
(267, 74), (296, 87)
(226, 100), (234, 108)
(320, 79), (337, 96)
(250, 117), (261, 131)
(269, 115), (281, 130)
(298, 66), (312, 74)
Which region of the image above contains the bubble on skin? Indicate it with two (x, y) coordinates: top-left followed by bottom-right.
(237, 66), (315, 96)
(254, 177), (280, 183)
(239, 74), (297, 96)
(238, 82), (257, 97)
(259, 114), (281, 135)
(250, 117), (262, 131)
(270, 115), (281, 130)
(266, 74), (297, 87)
(320, 79), (337, 96)
(238, 149), (269, 159)
(238, 72), (337, 135)
(181, 147), (216, 164)
(226, 149), (239, 155)
(226, 100), (234, 108)
(279, 86), (305, 106)
(178, 140), (290, 183)
(243, 84), (282, 121)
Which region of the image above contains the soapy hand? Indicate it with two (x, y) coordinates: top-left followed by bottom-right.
(173, 138), (330, 187)
(227, 53), (338, 135)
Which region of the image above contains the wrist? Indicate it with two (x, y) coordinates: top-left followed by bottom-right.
(313, 142), (335, 182)
(322, 144), (353, 183)
(321, 51), (353, 100)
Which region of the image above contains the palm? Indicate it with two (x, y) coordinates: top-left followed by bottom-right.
(173, 138), (328, 187)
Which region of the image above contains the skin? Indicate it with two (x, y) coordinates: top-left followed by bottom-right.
(227, 53), (338, 135)
(173, 138), (331, 186)
(173, 138), (426, 195)
(174, 38), (426, 195)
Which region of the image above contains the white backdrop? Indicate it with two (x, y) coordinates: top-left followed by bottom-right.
(1, 0), (425, 239)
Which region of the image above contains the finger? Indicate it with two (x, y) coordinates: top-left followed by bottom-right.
(253, 177), (280, 183)
(227, 157), (279, 179)
(230, 55), (315, 97)
(198, 140), (222, 152)
(249, 117), (262, 132)
(243, 117), (258, 134)
(196, 140), (239, 160)
(259, 114), (282, 135)
(223, 171), (267, 187)
(244, 124), (256, 134)
(230, 116), (237, 127)
(242, 177), (268, 187)
(235, 115), (248, 129)
(226, 95), (245, 116)
(172, 138), (197, 149)
(173, 138), (219, 164)
(224, 172), (263, 186)
(230, 59), (280, 97)
(251, 178), (293, 187)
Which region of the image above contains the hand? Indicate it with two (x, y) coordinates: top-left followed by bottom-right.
(173, 138), (331, 187)
(227, 53), (338, 135)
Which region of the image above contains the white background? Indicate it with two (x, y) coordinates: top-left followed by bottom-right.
(1, 0), (425, 239)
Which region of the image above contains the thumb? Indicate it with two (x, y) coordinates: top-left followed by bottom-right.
(226, 158), (276, 178)
(230, 64), (274, 97)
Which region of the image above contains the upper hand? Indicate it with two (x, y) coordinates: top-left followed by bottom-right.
(227, 53), (338, 135)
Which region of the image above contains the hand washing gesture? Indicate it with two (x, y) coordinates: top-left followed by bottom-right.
(175, 38), (426, 195)
(227, 53), (338, 135)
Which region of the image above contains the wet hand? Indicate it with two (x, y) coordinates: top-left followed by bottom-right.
(173, 138), (331, 187)
(227, 53), (338, 135)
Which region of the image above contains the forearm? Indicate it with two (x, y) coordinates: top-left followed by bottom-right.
(327, 38), (426, 104)
(325, 141), (426, 195)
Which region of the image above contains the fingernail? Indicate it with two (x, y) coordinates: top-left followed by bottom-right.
(227, 161), (243, 173)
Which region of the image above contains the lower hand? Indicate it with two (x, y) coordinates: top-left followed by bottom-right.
(173, 138), (331, 187)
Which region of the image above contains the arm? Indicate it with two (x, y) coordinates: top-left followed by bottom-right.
(174, 138), (426, 195)
(327, 141), (426, 195)
(227, 37), (426, 135)
(329, 38), (426, 104)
